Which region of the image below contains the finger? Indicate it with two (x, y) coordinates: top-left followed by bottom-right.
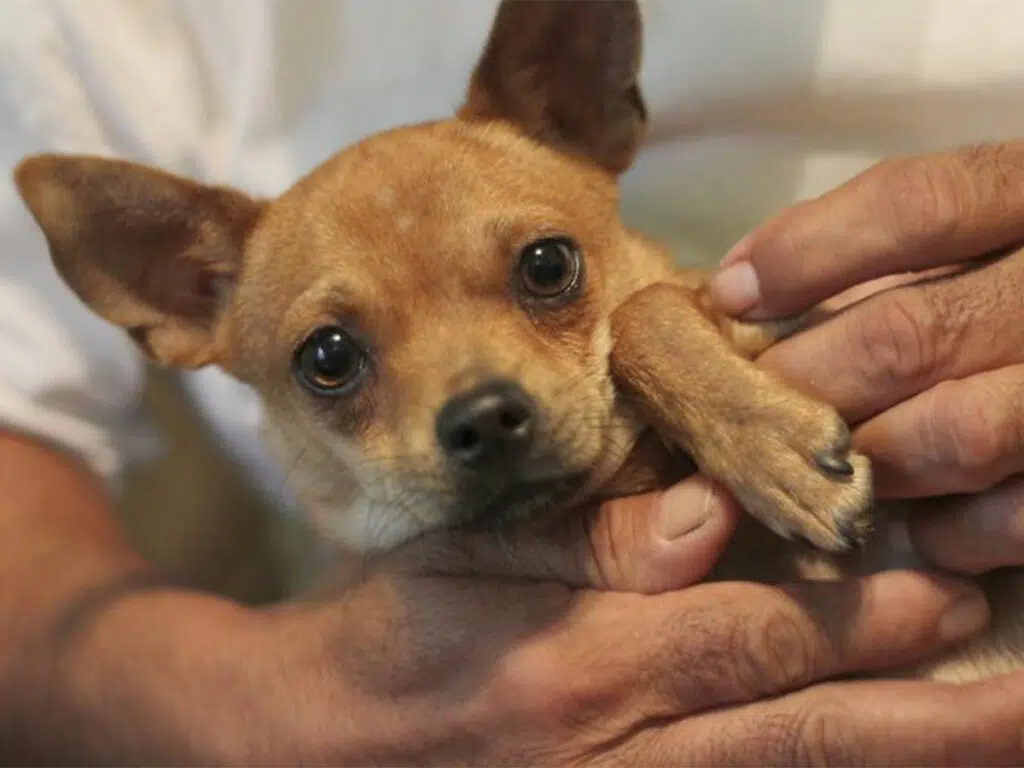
(853, 366), (1024, 498)
(389, 476), (742, 593)
(641, 672), (1024, 766)
(711, 141), (1024, 319)
(759, 255), (1024, 423)
(615, 570), (988, 719)
(817, 264), (966, 315)
(906, 476), (1024, 574)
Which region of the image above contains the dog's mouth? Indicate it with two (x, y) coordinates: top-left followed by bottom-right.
(452, 473), (590, 533)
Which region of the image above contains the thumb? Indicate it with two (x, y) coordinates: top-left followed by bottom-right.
(396, 476), (741, 593)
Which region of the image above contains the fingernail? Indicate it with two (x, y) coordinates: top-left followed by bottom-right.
(659, 480), (716, 540)
(976, 501), (1024, 539)
(938, 587), (989, 643)
(978, 504), (1009, 535)
(710, 261), (761, 315)
(720, 233), (753, 266)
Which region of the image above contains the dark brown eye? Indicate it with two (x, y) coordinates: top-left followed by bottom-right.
(294, 326), (367, 394)
(518, 237), (581, 298)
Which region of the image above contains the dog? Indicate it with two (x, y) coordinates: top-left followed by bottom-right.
(13, 0), (1024, 683)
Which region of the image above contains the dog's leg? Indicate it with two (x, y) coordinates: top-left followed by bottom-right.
(610, 280), (872, 551)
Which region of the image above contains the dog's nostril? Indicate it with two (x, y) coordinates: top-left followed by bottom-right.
(452, 426), (481, 453)
(498, 406), (528, 432)
(436, 379), (537, 469)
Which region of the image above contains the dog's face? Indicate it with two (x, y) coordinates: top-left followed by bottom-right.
(15, 0), (653, 551)
(237, 120), (644, 549)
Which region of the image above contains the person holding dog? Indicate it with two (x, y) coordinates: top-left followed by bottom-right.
(2, 1), (1024, 763)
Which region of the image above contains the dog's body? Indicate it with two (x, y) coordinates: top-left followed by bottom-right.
(13, 0), (1024, 683)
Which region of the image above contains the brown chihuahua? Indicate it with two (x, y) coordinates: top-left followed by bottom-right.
(14, 0), (1024, 682)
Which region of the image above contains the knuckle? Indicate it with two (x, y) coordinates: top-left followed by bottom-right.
(697, 711), (811, 766)
(936, 379), (1024, 486)
(651, 591), (823, 712)
(730, 602), (820, 697)
(497, 642), (616, 731)
(654, 603), (745, 708)
(787, 696), (864, 766)
(848, 289), (939, 387)
(956, 142), (1018, 213)
(695, 697), (864, 766)
(494, 647), (561, 717)
(643, 601), (760, 713)
(871, 155), (964, 253)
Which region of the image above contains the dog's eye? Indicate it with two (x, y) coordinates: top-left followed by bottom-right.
(518, 237), (581, 298)
(294, 326), (367, 394)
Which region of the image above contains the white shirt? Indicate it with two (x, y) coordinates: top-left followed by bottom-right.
(2, 0), (1024, 514)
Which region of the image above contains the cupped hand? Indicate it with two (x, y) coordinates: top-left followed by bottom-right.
(711, 142), (1024, 574)
(251, 477), (1022, 765)
(15, 442), (1022, 766)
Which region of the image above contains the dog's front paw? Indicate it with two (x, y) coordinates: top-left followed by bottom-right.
(704, 394), (873, 552)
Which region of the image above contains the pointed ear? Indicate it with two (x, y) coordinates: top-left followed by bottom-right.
(459, 0), (647, 176)
(15, 154), (264, 368)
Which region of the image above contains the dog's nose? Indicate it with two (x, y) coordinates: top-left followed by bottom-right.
(436, 380), (536, 470)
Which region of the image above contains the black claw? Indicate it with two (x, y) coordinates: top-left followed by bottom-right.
(836, 517), (868, 551)
(817, 452), (854, 478)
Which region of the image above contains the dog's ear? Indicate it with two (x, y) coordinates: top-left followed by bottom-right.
(15, 154), (263, 368)
(459, 0), (646, 176)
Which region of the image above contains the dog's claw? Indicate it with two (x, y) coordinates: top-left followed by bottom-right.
(835, 513), (870, 551)
(816, 452), (854, 479)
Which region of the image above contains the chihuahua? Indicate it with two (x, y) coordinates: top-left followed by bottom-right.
(14, 0), (1024, 682)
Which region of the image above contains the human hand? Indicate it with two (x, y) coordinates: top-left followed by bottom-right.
(12, 464), (1023, 765)
(710, 142), (1024, 574)
(143, 486), (1024, 763)
(244, 477), (1024, 765)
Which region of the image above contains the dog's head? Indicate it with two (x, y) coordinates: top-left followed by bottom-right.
(15, 0), (660, 551)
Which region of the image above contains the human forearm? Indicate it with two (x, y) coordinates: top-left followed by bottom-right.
(0, 433), (265, 762)
(5, 586), (278, 763)
(0, 432), (143, 618)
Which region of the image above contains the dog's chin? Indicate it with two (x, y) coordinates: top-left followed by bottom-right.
(451, 473), (591, 533)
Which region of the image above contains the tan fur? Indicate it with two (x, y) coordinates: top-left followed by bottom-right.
(12, 0), (1023, 683)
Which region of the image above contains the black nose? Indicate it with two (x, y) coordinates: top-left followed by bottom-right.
(436, 380), (536, 470)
